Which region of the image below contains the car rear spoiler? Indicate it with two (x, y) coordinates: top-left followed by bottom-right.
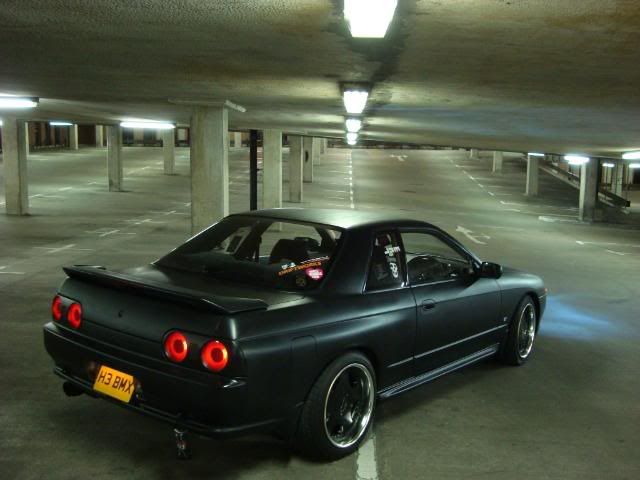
(63, 266), (269, 315)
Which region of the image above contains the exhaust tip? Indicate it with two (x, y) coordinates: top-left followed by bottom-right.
(63, 381), (85, 397)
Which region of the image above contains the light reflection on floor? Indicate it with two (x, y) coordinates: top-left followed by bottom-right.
(540, 295), (629, 340)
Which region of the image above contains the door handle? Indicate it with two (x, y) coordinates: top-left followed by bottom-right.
(421, 299), (437, 311)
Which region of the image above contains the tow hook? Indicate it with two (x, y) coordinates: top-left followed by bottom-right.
(63, 381), (84, 397)
(173, 428), (192, 460)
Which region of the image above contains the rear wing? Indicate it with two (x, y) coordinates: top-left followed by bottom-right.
(63, 266), (268, 315)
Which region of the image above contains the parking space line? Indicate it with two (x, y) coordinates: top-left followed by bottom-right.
(356, 433), (379, 480)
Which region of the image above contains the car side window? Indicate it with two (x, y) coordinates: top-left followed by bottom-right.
(400, 231), (471, 285)
(366, 231), (404, 291)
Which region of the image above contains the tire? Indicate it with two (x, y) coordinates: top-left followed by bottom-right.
(499, 295), (538, 366)
(295, 352), (376, 461)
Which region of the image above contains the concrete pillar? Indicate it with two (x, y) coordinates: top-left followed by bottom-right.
(133, 129), (144, 144)
(469, 148), (479, 160)
(613, 161), (625, 196)
(312, 137), (321, 165)
(69, 124), (79, 150)
(232, 132), (242, 148)
(492, 151), (503, 173)
(320, 137), (326, 155)
(162, 129), (175, 175)
(95, 125), (104, 147)
(50, 125), (56, 147)
(288, 136), (303, 203)
(190, 106), (229, 234)
(303, 136), (314, 183)
(106, 126), (123, 192)
(24, 122), (30, 155)
(263, 130), (283, 209)
(525, 155), (539, 196)
(579, 160), (598, 222)
(1, 118), (29, 215)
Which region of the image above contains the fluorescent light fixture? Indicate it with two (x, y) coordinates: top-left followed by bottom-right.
(564, 155), (590, 166)
(629, 163), (640, 169)
(347, 139), (357, 146)
(120, 120), (175, 130)
(0, 119), (3, 126)
(602, 162), (615, 168)
(346, 132), (358, 143)
(344, 0), (398, 38)
(0, 96), (38, 109)
(528, 152), (545, 157)
(50, 121), (73, 126)
(346, 118), (362, 133)
(343, 90), (369, 114)
(622, 151), (640, 160)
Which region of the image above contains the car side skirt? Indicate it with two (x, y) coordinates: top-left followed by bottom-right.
(377, 344), (500, 400)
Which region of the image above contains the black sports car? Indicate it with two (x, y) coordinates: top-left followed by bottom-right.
(44, 208), (546, 460)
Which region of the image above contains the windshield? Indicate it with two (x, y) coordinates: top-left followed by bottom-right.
(157, 215), (344, 290)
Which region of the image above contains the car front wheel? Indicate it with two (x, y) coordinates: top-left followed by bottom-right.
(295, 352), (376, 460)
(500, 295), (538, 366)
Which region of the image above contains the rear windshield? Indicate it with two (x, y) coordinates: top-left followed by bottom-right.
(157, 216), (343, 290)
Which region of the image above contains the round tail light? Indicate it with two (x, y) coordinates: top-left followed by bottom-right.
(67, 303), (82, 329)
(52, 295), (63, 321)
(164, 331), (189, 363)
(201, 340), (229, 372)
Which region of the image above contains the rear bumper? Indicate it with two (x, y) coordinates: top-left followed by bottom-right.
(43, 322), (284, 438)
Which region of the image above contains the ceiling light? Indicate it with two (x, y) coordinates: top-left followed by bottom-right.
(120, 120), (175, 130)
(629, 163), (640, 169)
(346, 132), (358, 143)
(564, 155), (590, 166)
(344, 0), (398, 38)
(622, 151), (640, 160)
(346, 118), (362, 133)
(0, 96), (38, 109)
(50, 121), (73, 126)
(347, 139), (357, 146)
(343, 90), (369, 114)
(528, 152), (545, 157)
(602, 162), (615, 168)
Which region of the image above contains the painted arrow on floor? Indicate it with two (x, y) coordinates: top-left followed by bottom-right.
(456, 226), (490, 245)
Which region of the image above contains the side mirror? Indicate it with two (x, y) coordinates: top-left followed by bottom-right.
(479, 261), (502, 279)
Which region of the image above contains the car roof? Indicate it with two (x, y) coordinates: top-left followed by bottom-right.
(230, 208), (436, 231)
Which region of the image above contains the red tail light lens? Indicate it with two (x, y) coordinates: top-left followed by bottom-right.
(67, 303), (82, 329)
(164, 331), (189, 363)
(52, 295), (63, 321)
(201, 340), (229, 372)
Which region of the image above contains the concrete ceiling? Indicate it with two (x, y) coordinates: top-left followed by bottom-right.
(1, 0), (639, 157)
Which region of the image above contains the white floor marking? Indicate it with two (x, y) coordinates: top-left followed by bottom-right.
(576, 240), (640, 248)
(34, 244), (93, 254)
(58, 186), (73, 191)
(605, 249), (626, 256)
(149, 210), (189, 216)
(500, 200), (578, 211)
(123, 218), (166, 226)
(85, 228), (136, 237)
(488, 191), (495, 196)
(538, 216), (580, 223)
(356, 433), (379, 480)
(0, 266), (25, 275)
(456, 225), (490, 245)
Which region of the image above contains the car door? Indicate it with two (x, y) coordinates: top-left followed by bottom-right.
(399, 229), (502, 375)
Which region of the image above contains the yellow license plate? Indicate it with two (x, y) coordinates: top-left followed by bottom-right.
(93, 365), (135, 403)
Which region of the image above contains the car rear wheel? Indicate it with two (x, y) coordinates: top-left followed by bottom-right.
(500, 295), (538, 366)
(295, 352), (376, 460)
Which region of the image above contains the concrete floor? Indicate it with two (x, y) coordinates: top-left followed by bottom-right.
(0, 146), (638, 479)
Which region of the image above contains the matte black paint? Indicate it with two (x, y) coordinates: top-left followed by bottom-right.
(43, 208), (546, 440)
